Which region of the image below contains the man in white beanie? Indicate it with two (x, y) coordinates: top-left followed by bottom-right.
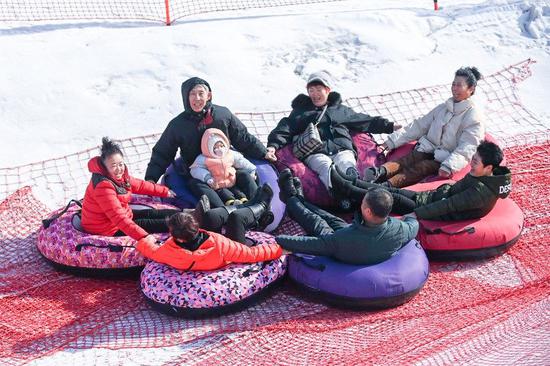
(268, 70), (399, 210)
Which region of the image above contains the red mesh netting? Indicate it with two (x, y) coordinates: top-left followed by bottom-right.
(0, 59), (549, 364)
(0, 0), (344, 24)
(0, 140), (548, 365)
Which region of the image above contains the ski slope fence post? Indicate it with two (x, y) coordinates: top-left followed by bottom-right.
(165, 0), (171, 25)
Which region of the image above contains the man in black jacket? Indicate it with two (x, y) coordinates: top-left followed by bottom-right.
(331, 140), (511, 221)
(276, 173), (418, 265)
(267, 71), (399, 197)
(145, 77), (276, 208)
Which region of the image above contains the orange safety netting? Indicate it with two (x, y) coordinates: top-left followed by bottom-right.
(0, 59), (549, 365)
(0, 0), (345, 25)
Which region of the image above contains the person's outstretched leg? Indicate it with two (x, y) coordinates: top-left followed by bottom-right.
(302, 200), (348, 232)
(225, 209), (255, 244)
(391, 192), (417, 215)
(238, 183), (274, 230)
(235, 169), (258, 200)
(304, 153), (334, 191)
(285, 196), (335, 236)
(388, 155), (440, 188)
(278, 168), (298, 203)
(132, 208), (181, 233)
(188, 178), (225, 208)
(224, 184), (275, 243)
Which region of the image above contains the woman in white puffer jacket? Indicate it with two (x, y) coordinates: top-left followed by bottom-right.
(364, 67), (485, 188)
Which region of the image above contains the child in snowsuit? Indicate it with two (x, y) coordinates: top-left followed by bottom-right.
(190, 128), (258, 206)
(136, 211), (282, 271)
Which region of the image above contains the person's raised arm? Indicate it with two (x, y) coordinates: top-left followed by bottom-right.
(384, 105), (439, 150)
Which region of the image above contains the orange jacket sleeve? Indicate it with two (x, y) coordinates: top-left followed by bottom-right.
(209, 231), (282, 264)
(137, 237), (225, 271)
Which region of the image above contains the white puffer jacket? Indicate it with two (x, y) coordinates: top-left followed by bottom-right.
(384, 98), (485, 174)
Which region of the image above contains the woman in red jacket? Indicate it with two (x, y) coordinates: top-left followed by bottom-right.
(81, 137), (180, 248)
(136, 211), (282, 271)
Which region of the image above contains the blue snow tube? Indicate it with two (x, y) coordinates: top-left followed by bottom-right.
(162, 157), (285, 232)
(288, 239), (429, 309)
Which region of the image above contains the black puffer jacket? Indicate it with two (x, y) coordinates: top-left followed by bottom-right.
(414, 166), (512, 221)
(145, 77), (267, 182)
(267, 92), (394, 155)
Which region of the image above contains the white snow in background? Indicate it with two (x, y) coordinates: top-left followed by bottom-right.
(0, 0), (549, 168)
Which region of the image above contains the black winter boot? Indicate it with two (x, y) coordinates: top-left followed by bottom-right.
(246, 203), (274, 230)
(278, 168), (297, 203)
(243, 183), (273, 208)
(240, 183), (274, 229)
(292, 177), (304, 199)
(345, 166), (360, 181)
(330, 166), (352, 194)
(363, 166), (387, 183)
(333, 165), (358, 183)
(192, 195), (210, 225)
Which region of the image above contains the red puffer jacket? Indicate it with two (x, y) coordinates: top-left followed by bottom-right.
(81, 156), (170, 240)
(136, 229), (282, 271)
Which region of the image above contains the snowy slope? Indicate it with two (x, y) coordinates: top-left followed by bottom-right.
(0, 0), (549, 168)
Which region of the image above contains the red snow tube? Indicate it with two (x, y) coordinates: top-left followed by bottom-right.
(408, 181), (524, 261)
(386, 134), (505, 183)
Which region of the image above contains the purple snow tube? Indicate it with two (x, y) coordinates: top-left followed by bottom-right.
(162, 158), (284, 232)
(140, 231), (287, 318)
(287, 239), (429, 309)
(273, 132), (385, 207)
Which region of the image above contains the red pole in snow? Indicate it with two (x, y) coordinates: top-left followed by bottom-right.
(434, 0), (439, 11)
(164, 0), (171, 25)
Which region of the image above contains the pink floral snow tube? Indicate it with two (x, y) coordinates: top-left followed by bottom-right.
(140, 231), (287, 317)
(36, 196), (175, 275)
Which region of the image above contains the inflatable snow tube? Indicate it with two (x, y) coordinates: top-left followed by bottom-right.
(417, 198), (523, 261)
(140, 231), (287, 318)
(36, 197), (174, 277)
(287, 239), (429, 309)
(274, 132), (385, 207)
(162, 157), (284, 232)
(385, 134), (504, 183)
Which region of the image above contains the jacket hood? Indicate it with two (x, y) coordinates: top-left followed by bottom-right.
(87, 156), (129, 182)
(477, 166), (512, 198)
(200, 128), (230, 158)
(291, 91), (342, 110)
(181, 77), (212, 113)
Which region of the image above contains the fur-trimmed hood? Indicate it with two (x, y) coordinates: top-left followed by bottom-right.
(290, 92), (342, 110)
